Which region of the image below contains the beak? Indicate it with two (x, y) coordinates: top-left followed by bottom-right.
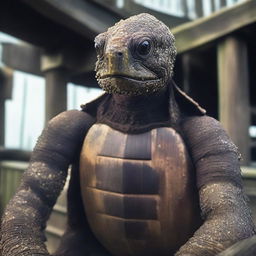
(103, 49), (157, 80)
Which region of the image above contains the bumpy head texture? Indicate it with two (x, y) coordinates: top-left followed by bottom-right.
(95, 13), (177, 96)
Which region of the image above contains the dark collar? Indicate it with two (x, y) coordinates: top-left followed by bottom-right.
(81, 80), (206, 134)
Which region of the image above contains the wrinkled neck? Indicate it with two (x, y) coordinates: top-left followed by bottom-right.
(95, 84), (178, 133)
(111, 88), (168, 112)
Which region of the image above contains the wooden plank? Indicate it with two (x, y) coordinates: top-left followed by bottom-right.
(217, 36), (250, 165)
(172, 0), (256, 53)
(44, 68), (67, 123)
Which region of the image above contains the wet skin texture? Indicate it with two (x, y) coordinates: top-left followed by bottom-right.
(0, 13), (255, 256)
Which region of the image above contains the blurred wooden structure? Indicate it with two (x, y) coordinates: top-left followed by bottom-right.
(1, 0), (255, 162)
(0, 0), (256, 254)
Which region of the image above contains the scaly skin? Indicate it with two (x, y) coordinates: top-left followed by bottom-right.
(1, 111), (95, 256)
(176, 116), (255, 255)
(95, 13), (176, 96)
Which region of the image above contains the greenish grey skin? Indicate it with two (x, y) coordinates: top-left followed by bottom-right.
(95, 14), (176, 96)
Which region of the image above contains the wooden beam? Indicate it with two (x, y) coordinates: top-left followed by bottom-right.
(172, 0), (256, 53)
(24, 0), (121, 40)
(217, 36), (250, 165)
(0, 148), (31, 162)
(2, 43), (42, 76)
(2, 43), (98, 87)
(0, 1), (90, 49)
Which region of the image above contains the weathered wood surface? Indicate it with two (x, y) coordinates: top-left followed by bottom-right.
(2, 43), (98, 87)
(44, 68), (67, 123)
(172, 0), (256, 53)
(195, 0), (203, 18)
(217, 36), (250, 164)
(0, 1), (90, 49)
(80, 124), (201, 256)
(0, 161), (28, 213)
(2, 43), (42, 76)
(0, 67), (13, 146)
(24, 0), (121, 41)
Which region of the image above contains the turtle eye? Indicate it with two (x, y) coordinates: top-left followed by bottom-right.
(136, 40), (151, 57)
(95, 40), (105, 59)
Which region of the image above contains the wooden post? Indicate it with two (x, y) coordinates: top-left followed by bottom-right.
(181, 53), (191, 94)
(0, 67), (13, 146)
(195, 0), (203, 18)
(41, 53), (68, 124)
(210, 0), (215, 13)
(181, 0), (188, 17)
(44, 68), (67, 124)
(0, 87), (5, 146)
(220, 0), (227, 8)
(217, 36), (250, 165)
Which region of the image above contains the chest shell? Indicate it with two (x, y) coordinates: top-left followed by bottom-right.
(80, 124), (200, 256)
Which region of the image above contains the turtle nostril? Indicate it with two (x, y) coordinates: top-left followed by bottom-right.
(117, 52), (123, 57)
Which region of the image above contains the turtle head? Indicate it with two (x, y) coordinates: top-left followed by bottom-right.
(95, 13), (177, 96)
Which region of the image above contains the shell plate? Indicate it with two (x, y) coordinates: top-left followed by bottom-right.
(80, 124), (201, 256)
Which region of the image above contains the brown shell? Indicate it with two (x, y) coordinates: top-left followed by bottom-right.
(80, 124), (201, 256)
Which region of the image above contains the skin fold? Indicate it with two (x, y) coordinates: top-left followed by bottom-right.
(0, 13), (255, 256)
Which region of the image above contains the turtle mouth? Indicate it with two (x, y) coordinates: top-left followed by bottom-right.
(100, 74), (160, 82)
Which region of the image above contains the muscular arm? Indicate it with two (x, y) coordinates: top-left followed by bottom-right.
(1, 110), (95, 256)
(176, 116), (255, 256)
